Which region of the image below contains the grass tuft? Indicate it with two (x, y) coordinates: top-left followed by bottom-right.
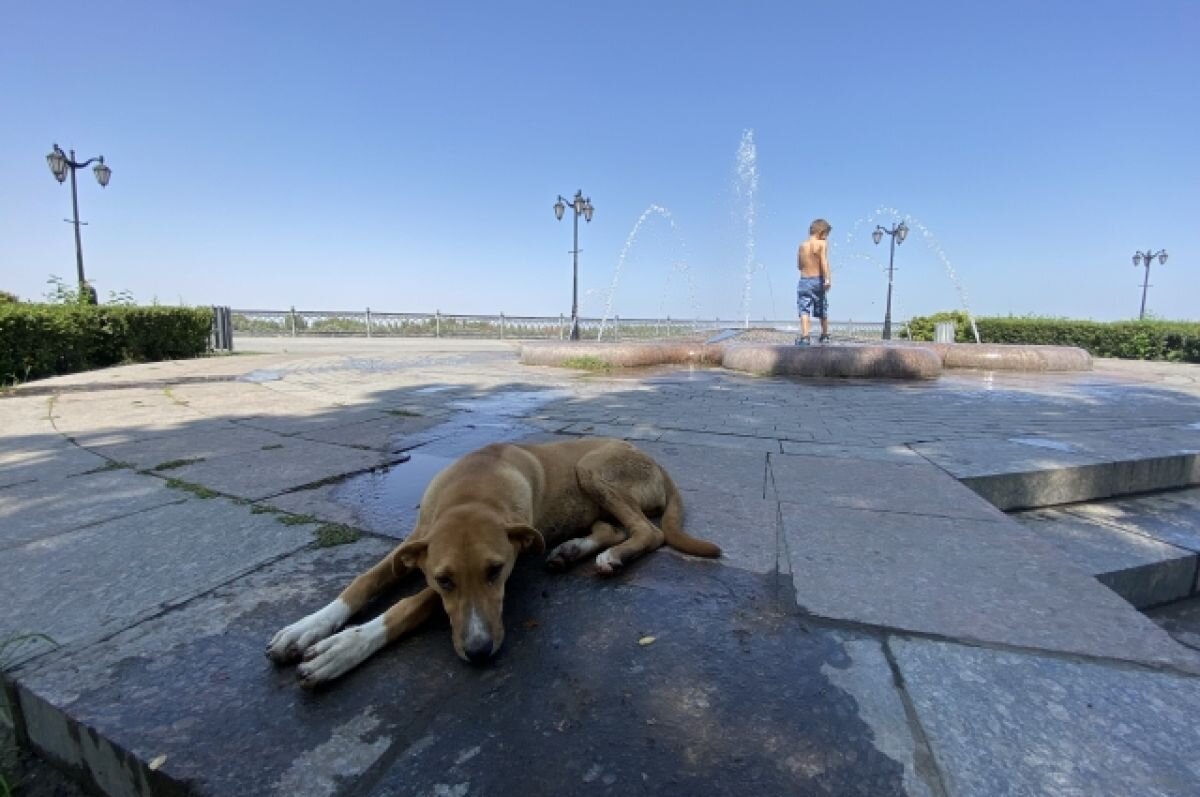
(164, 478), (219, 499)
(152, 457), (204, 471)
(313, 524), (361, 548)
(560, 356), (612, 372)
(277, 513), (318, 526)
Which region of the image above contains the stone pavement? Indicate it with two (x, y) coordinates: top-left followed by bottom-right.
(3, 337), (1200, 796)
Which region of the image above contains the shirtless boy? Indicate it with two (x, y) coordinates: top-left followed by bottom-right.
(796, 218), (832, 345)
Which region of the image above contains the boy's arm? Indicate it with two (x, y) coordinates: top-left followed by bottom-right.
(819, 241), (832, 289)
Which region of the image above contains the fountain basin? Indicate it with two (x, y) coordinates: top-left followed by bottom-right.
(521, 338), (1093, 379)
(721, 344), (942, 379)
(521, 341), (941, 379)
(520, 341), (724, 369)
(915, 342), (1092, 372)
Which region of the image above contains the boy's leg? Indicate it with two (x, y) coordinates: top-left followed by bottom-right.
(797, 279), (814, 344)
(818, 288), (831, 341)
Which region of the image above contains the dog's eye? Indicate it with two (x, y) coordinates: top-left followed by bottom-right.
(436, 575), (454, 592)
(486, 563), (504, 584)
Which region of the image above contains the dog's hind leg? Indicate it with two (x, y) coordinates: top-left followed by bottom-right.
(266, 549), (412, 664)
(575, 454), (665, 576)
(545, 520), (629, 571)
(296, 587), (440, 687)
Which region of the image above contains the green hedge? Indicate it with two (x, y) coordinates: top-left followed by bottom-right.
(908, 313), (1200, 362)
(1, 304), (214, 383)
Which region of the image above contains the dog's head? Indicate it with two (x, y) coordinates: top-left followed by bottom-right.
(394, 506), (544, 664)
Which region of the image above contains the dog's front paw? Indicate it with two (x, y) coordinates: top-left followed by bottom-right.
(546, 539), (594, 571)
(594, 549), (623, 577)
(265, 600), (351, 664)
(296, 618), (386, 688)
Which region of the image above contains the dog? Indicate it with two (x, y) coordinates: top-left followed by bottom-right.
(266, 437), (721, 686)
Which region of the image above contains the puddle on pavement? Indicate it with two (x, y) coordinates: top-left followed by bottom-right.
(239, 370), (283, 383)
(333, 451), (455, 535)
(1008, 437), (1076, 452)
(331, 389), (568, 536)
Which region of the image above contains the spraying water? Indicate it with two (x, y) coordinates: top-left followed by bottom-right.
(874, 206), (981, 344)
(598, 204), (690, 339)
(836, 206), (981, 343)
(735, 129), (759, 328)
(658, 261), (699, 320)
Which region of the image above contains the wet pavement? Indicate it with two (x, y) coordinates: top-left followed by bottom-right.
(3, 337), (1200, 796)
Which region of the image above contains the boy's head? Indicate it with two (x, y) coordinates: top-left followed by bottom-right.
(809, 219), (832, 239)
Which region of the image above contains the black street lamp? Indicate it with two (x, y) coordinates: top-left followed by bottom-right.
(553, 190), (594, 341)
(46, 143), (111, 301)
(1132, 248), (1168, 321)
(872, 221), (909, 340)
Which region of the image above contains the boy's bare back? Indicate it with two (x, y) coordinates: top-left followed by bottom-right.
(797, 217), (831, 290)
(797, 238), (827, 279)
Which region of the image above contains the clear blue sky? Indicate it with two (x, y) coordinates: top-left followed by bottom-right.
(3, 1), (1196, 323)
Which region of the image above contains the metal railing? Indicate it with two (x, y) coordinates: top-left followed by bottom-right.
(229, 308), (887, 341)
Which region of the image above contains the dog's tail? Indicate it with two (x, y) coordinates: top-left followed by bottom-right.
(660, 470), (722, 558)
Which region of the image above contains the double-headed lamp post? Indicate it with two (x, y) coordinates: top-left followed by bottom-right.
(554, 190), (594, 341)
(46, 144), (111, 300)
(872, 221), (909, 340)
(1132, 249), (1168, 321)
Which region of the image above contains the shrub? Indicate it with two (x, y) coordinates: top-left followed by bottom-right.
(907, 313), (1200, 362)
(0, 304), (213, 383)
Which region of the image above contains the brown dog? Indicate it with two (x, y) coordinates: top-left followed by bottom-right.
(266, 437), (720, 685)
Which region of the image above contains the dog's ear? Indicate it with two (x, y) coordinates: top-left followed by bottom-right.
(507, 524), (545, 556)
(392, 538), (429, 573)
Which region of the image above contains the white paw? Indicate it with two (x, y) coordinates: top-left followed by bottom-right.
(296, 617), (387, 687)
(546, 538), (597, 570)
(266, 599), (351, 663)
(594, 549), (622, 576)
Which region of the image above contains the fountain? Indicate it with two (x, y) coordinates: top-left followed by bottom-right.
(597, 204), (693, 339)
(735, 129), (759, 328)
(525, 135), (1090, 377)
(838, 207), (982, 343)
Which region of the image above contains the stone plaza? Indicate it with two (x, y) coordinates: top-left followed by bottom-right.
(3, 335), (1200, 796)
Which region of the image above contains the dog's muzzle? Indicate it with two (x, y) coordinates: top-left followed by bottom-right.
(463, 607), (494, 664)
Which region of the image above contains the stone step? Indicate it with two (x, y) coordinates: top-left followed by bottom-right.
(913, 425), (1200, 511)
(1010, 488), (1200, 609)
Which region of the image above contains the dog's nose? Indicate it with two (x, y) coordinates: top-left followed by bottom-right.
(464, 637), (493, 664)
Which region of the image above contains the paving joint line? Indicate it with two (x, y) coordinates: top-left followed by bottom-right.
(764, 453), (795, 610)
(7, 543), (318, 676)
(794, 609), (1200, 680)
(0, 496), (190, 554)
(880, 636), (951, 797)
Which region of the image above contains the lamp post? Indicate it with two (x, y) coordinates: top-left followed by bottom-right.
(553, 190), (594, 341)
(1132, 248), (1168, 321)
(46, 144), (111, 301)
(872, 221), (909, 340)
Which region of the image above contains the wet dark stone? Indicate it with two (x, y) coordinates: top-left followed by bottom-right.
(16, 545), (918, 796)
(364, 556), (913, 797)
